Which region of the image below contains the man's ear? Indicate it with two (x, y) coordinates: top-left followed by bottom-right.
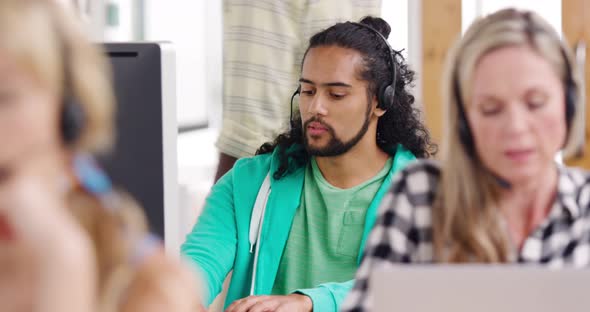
(372, 95), (386, 117)
(374, 107), (386, 117)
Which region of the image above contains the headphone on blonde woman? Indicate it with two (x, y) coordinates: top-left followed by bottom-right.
(49, 6), (87, 147)
(454, 11), (578, 158)
(59, 43), (86, 146)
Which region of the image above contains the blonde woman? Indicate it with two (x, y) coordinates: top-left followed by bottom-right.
(342, 8), (589, 311)
(0, 1), (200, 311)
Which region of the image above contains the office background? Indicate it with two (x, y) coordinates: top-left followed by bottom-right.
(63, 0), (564, 253)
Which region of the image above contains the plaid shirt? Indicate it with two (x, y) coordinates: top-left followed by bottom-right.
(342, 159), (590, 311)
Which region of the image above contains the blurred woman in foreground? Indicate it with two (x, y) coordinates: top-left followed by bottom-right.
(0, 1), (201, 311)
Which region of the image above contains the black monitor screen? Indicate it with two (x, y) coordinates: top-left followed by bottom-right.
(99, 43), (165, 238)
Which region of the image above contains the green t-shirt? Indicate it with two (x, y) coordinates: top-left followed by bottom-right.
(271, 157), (393, 295)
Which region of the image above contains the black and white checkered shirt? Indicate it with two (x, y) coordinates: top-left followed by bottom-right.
(342, 159), (590, 311)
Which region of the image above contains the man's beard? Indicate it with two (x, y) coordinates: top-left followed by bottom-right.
(303, 103), (371, 157)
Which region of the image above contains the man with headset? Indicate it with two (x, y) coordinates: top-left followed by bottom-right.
(214, 0), (382, 181)
(182, 16), (436, 312)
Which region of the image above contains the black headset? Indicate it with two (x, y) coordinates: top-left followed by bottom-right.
(61, 94), (85, 145)
(455, 12), (578, 158)
(289, 22), (400, 127)
(58, 25), (86, 146)
(353, 22), (399, 110)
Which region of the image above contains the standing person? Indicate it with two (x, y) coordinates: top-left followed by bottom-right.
(183, 16), (436, 312)
(343, 9), (589, 311)
(215, 0), (383, 181)
(0, 1), (201, 311)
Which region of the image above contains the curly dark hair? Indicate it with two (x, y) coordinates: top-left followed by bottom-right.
(257, 16), (437, 179)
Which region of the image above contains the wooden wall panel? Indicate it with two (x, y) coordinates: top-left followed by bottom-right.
(421, 0), (462, 147)
(563, 0), (590, 168)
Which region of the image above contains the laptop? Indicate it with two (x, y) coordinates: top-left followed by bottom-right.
(371, 265), (590, 312)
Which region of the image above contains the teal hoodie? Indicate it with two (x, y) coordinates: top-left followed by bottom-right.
(181, 144), (416, 311)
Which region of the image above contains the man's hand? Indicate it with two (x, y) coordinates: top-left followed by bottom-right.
(225, 294), (312, 312)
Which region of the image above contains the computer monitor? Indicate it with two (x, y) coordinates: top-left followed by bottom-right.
(100, 42), (178, 251)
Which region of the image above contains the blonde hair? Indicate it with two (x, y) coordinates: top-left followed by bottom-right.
(0, 0), (114, 154)
(433, 8), (583, 262)
(0, 1), (198, 311)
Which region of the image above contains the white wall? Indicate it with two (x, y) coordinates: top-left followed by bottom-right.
(103, 0), (134, 40)
(144, 0), (222, 127)
(382, 0), (422, 105)
(382, 0), (410, 54)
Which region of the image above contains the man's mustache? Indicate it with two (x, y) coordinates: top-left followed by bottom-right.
(303, 116), (334, 132)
